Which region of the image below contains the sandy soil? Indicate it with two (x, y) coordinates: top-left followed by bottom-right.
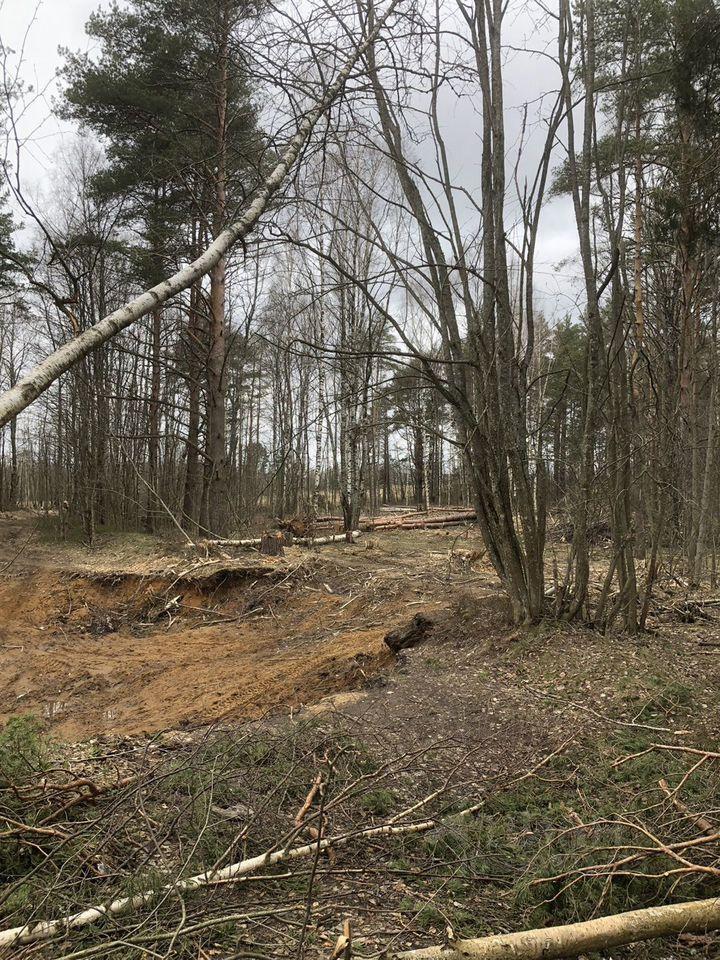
(2, 508), (719, 754)
(3, 512), (720, 960)
(0, 511), (497, 739)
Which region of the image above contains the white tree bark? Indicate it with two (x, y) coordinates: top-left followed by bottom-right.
(390, 897), (720, 960)
(0, 0), (400, 429)
(0, 799), (483, 949)
(195, 531), (359, 549)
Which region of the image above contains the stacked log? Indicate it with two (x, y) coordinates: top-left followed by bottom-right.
(362, 510), (477, 532)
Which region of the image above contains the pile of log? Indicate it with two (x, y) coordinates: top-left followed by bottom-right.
(363, 509), (477, 532)
(193, 530), (360, 556)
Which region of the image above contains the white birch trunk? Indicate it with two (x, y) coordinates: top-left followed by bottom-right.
(390, 897), (720, 960)
(0, 0), (400, 429)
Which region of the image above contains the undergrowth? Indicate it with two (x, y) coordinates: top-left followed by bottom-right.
(0, 668), (718, 959)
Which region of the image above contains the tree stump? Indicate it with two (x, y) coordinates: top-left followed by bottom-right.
(383, 614), (434, 653)
(260, 532), (284, 556)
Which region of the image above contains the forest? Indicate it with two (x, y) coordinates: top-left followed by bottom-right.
(0, 0), (719, 957)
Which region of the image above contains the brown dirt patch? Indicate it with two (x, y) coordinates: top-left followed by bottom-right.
(0, 513), (497, 739)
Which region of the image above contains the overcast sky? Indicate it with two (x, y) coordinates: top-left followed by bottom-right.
(0, 0), (584, 326)
(2, 1), (98, 174)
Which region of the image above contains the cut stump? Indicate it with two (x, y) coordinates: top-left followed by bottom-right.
(260, 532), (285, 556)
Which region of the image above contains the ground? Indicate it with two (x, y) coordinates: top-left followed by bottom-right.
(0, 512), (499, 738)
(0, 510), (719, 959)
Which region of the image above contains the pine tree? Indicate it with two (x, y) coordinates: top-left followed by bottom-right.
(60, 0), (265, 534)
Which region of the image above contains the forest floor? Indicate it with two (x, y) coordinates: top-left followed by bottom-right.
(0, 509), (502, 738)
(1, 509), (719, 958)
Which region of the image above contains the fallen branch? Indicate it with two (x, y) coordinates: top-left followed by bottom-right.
(389, 897), (720, 960)
(0, 775), (138, 840)
(613, 743), (720, 767)
(0, 801), (483, 948)
(524, 685), (672, 734)
(295, 774), (323, 829)
(659, 778), (717, 838)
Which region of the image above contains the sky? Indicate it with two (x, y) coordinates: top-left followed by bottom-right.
(1, 0), (98, 176)
(0, 0), (584, 326)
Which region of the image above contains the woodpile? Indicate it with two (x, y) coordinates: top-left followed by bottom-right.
(363, 509), (477, 532)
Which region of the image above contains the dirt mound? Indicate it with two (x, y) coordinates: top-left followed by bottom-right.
(0, 565), (396, 738)
(0, 514), (500, 740)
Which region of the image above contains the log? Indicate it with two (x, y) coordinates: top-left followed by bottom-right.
(392, 515), (476, 530)
(365, 511), (477, 531)
(375, 510), (475, 523)
(389, 897), (720, 960)
(299, 531), (360, 546)
(193, 531), (359, 552)
(195, 537), (262, 550)
(384, 614), (434, 653)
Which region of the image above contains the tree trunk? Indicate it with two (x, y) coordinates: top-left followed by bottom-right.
(390, 897), (720, 960)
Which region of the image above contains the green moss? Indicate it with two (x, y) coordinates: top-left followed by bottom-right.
(359, 788), (398, 816)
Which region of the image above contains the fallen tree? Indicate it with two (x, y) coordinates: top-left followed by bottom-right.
(194, 531), (360, 551)
(364, 511), (477, 531)
(296, 532), (360, 546)
(390, 897), (720, 960)
(0, 800), (483, 949)
(0, 1), (400, 430)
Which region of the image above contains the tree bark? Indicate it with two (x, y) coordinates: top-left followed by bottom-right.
(206, 0), (231, 535)
(390, 897), (720, 960)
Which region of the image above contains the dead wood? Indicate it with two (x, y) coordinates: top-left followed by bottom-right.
(389, 897), (720, 960)
(294, 774), (323, 829)
(194, 531), (359, 552)
(659, 778), (717, 837)
(260, 533), (285, 557)
(364, 511), (476, 532)
(384, 614), (434, 653)
(331, 919), (352, 960)
(0, 798), (484, 948)
(300, 532), (360, 546)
